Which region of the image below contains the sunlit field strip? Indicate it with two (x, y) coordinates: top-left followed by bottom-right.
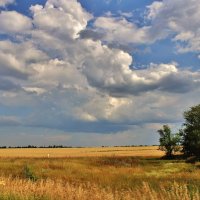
(0, 146), (164, 158)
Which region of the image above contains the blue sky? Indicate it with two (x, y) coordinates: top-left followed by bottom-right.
(0, 0), (199, 146)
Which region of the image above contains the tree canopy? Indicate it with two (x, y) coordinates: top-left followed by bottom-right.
(181, 104), (200, 157)
(158, 125), (180, 158)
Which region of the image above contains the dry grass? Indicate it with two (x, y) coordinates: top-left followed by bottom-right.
(0, 146), (164, 158)
(0, 177), (199, 200)
(0, 147), (199, 199)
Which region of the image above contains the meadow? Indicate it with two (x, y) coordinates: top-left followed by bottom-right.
(0, 146), (199, 199)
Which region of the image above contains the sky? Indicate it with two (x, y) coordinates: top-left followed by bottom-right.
(0, 0), (200, 146)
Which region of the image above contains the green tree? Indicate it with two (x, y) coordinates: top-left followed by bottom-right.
(181, 104), (200, 158)
(158, 125), (181, 158)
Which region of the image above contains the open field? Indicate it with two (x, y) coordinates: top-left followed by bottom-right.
(0, 146), (164, 158)
(0, 146), (199, 199)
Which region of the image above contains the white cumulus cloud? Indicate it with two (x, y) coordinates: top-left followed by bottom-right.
(147, 0), (200, 53)
(94, 17), (150, 44)
(0, 11), (32, 33)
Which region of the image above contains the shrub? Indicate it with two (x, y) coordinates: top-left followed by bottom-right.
(23, 165), (38, 181)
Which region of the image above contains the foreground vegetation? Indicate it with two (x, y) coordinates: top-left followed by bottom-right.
(0, 176), (200, 200)
(0, 147), (199, 199)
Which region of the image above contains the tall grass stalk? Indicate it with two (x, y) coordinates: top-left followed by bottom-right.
(0, 177), (199, 200)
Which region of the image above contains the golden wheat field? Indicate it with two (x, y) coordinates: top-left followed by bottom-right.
(0, 146), (164, 158)
(0, 146), (199, 200)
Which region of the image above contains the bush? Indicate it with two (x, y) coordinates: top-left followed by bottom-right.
(23, 165), (38, 181)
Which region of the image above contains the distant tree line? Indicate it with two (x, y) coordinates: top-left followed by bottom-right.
(0, 145), (76, 149)
(158, 103), (200, 160)
(0, 145), (157, 149)
(111, 145), (157, 148)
